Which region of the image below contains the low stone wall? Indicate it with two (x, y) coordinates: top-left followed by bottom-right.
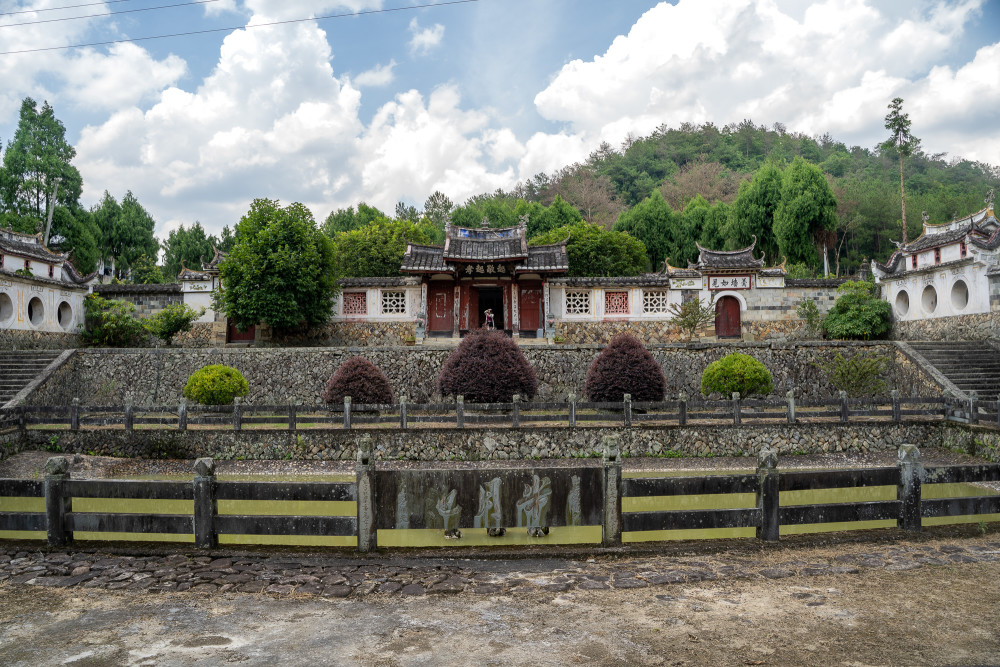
(0, 428), (25, 461)
(17, 421), (946, 462)
(0, 329), (80, 350)
(939, 424), (1000, 463)
(23, 341), (943, 407)
(92, 284), (183, 318)
(266, 321), (417, 347)
(893, 311), (1000, 342)
(172, 322), (224, 348)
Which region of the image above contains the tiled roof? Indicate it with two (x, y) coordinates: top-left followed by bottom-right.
(549, 274), (671, 287)
(0, 267), (89, 290)
(874, 205), (999, 275)
(443, 224), (528, 262)
(63, 262), (98, 285)
(516, 243), (569, 273)
(205, 246), (226, 270)
(338, 276), (421, 287)
(400, 244), (451, 274)
(177, 263), (211, 281)
(785, 278), (849, 287)
(0, 229), (67, 263)
(690, 239), (764, 270)
(94, 283), (182, 294)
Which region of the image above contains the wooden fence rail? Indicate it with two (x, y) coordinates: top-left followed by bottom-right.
(1, 441), (999, 552)
(1, 392), (988, 433)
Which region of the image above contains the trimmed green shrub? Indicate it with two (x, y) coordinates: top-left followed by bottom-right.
(819, 351), (888, 398)
(80, 294), (147, 347)
(143, 303), (205, 345)
(322, 356), (393, 405)
(183, 365), (249, 405)
(700, 353), (773, 397)
(438, 329), (537, 403)
(821, 280), (892, 340)
(585, 333), (665, 402)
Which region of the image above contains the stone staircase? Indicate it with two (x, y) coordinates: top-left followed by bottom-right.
(908, 341), (1000, 401)
(0, 351), (62, 406)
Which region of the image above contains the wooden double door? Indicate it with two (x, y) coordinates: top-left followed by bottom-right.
(428, 284), (454, 334)
(714, 296), (741, 338)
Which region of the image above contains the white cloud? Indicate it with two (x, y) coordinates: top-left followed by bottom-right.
(533, 0), (997, 162)
(354, 60), (396, 87)
(408, 17), (444, 55)
(204, 0), (240, 16)
(60, 44), (186, 110)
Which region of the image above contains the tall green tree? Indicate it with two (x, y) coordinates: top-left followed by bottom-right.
(530, 221), (646, 277)
(91, 191), (121, 272)
(108, 191), (159, 279)
(49, 206), (100, 275)
(322, 202), (385, 236)
(0, 98), (81, 226)
(218, 199), (337, 333)
(728, 161), (783, 262)
(526, 194), (583, 239)
(162, 222), (215, 279)
(423, 190), (454, 227)
(333, 217), (432, 277)
(774, 157), (838, 270)
(882, 97), (920, 244)
(216, 224), (236, 253)
(613, 190), (685, 270)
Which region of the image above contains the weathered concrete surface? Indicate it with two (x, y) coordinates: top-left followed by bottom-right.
(1, 545), (999, 666)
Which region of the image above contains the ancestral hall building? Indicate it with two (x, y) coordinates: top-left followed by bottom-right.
(331, 218), (844, 343)
(872, 196), (1000, 324)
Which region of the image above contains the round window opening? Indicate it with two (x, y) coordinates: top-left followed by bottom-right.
(0, 292), (13, 325)
(27, 296), (44, 326)
(57, 301), (73, 330)
(951, 280), (969, 311)
(895, 290), (909, 317)
(921, 285), (937, 314)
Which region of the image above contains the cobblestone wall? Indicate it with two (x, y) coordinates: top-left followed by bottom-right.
(267, 321), (417, 347)
(893, 311), (1000, 342)
(16, 421), (947, 462)
(0, 329), (80, 350)
(92, 285), (183, 318)
(24, 341), (943, 407)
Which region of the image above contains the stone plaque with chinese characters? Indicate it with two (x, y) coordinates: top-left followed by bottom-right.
(669, 278), (701, 290)
(708, 275), (751, 290)
(463, 263), (511, 275)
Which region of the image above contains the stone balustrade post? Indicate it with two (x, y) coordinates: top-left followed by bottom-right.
(124, 401), (134, 431)
(456, 395), (464, 429)
(601, 435), (622, 547)
(840, 390), (849, 423)
(623, 394), (632, 427)
(678, 392), (687, 426)
(70, 398), (80, 432)
(343, 396), (352, 430)
(786, 390), (795, 424)
(178, 399), (187, 431)
(288, 403), (297, 431)
(732, 392), (741, 426)
(897, 444), (922, 533)
(44, 456), (72, 547)
(568, 393), (577, 427)
(193, 457), (217, 549)
(233, 397), (242, 431)
(969, 391), (979, 424)
(512, 394), (521, 428)
(399, 395), (408, 429)
(756, 447), (779, 542)
(356, 434), (377, 553)
(891, 390), (900, 422)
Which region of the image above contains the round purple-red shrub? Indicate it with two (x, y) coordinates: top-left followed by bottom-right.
(322, 356), (394, 405)
(437, 329), (538, 403)
(584, 333), (665, 402)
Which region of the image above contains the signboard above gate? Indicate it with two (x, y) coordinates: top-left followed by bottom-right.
(708, 275), (751, 290)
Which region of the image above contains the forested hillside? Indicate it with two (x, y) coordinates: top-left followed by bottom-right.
(337, 120), (996, 278)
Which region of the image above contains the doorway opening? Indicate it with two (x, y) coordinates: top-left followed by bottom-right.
(476, 287), (505, 331)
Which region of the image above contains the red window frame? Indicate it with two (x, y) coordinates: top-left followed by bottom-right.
(911, 255), (917, 269)
(961, 242), (968, 258)
(934, 248), (941, 264)
(24, 260), (31, 272)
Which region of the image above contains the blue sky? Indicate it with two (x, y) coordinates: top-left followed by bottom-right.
(1, 0), (998, 240)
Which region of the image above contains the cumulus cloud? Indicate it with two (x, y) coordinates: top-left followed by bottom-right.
(354, 60), (397, 87)
(408, 17), (444, 55)
(533, 0), (996, 161)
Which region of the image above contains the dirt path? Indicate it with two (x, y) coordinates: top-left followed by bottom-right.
(1, 561), (998, 666)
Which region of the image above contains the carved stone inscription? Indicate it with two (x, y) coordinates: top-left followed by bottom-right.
(376, 466), (603, 530)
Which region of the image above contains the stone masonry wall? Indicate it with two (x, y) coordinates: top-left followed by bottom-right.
(92, 285), (183, 318)
(16, 421), (947, 462)
(24, 341), (943, 408)
(893, 311), (1000, 342)
(0, 329), (80, 350)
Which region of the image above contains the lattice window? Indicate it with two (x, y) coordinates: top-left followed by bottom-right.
(380, 290), (406, 314)
(565, 290), (591, 315)
(605, 291), (629, 315)
(342, 292), (367, 315)
(642, 289), (669, 314)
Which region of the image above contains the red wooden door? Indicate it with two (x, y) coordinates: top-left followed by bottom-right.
(227, 322), (255, 343)
(428, 284), (454, 332)
(519, 284), (542, 331)
(714, 296), (741, 338)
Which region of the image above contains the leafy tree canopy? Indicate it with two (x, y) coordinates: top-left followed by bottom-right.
(821, 280), (892, 340)
(333, 217), (433, 278)
(322, 202), (386, 236)
(530, 221), (646, 277)
(774, 157), (838, 266)
(162, 221), (215, 279)
(728, 160), (784, 262)
(218, 198), (338, 333)
(612, 189), (681, 271)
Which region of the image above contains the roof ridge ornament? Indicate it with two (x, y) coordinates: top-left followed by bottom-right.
(987, 188), (995, 209)
(480, 216), (490, 229)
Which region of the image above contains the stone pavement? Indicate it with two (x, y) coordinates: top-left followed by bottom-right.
(2, 537), (998, 599)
